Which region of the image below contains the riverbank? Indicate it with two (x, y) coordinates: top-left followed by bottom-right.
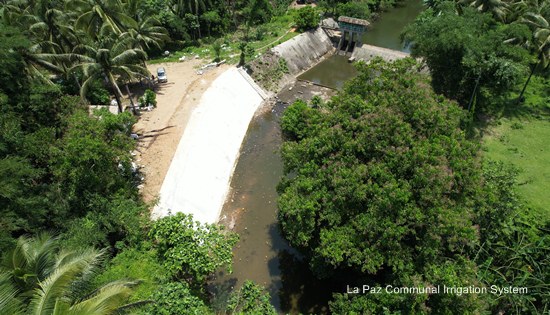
(151, 67), (265, 223)
(133, 60), (229, 203)
(146, 25), (337, 223)
(211, 1), (426, 313)
(248, 27), (335, 92)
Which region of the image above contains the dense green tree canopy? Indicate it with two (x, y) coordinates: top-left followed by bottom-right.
(294, 6), (318, 31)
(278, 57), (549, 313)
(225, 281), (277, 315)
(278, 58), (489, 312)
(403, 3), (530, 108)
(147, 282), (212, 315)
(279, 58), (481, 278)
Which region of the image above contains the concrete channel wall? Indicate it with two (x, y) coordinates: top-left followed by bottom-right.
(351, 43), (410, 62)
(152, 67), (265, 224)
(272, 27), (334, 74)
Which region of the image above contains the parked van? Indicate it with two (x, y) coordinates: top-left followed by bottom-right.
(157, 67), (167, 83)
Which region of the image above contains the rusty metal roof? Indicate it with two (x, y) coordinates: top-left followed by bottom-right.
(338, 16), (370, 27)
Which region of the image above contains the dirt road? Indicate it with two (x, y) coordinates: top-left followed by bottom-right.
(133, 59), (229, 203)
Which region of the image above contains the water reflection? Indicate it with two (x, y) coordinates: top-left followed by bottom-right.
(298, 55), (358, 90)
(362, 0), (424, 52)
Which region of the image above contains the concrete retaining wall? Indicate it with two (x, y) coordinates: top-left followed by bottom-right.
(152, 67), (264, 224)
(272, 27), (334, 74)
(351, 43), (410, 62)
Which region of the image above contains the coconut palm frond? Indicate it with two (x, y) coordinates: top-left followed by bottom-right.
(79, 74), (100, 101)
(111, 49), (143, 65)
(0, 273), (25, 315)
(28, 248), (104, 314)
(66, 283), (134, 315)
(3, 235), (143, 315)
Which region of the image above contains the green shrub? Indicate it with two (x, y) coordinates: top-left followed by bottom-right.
(225, 281), (276, 315)
(511, 121), (524, 129)
(254, 26), (267, 40)
(86, 80), (110, 105)
(294, 6), (318, 32)
(335, 1), (372, 20)
(140, 89), (157, 107)
(147, 282), (212, 315)
(149, 212), (238, 282)
(212, 40), (222, 62)
(93, 247), (169, 301)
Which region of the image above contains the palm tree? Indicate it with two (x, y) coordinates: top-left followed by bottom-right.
(0, 273), (24, 314)
(19, 0), (78, 52)
(0, 233), (144, 315)
(1, 0), (82, 86)
(511, 0), (549, 19)
(0, 0), (29, 26)
(517, 12), (550, 101)
(69, 35), (150, 113)
(459, 0), (509, 21)
(121, 16), (169, 52)
(70, 0), (137, 40)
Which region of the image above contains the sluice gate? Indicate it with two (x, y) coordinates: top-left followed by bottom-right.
(336, 16), (370, 56)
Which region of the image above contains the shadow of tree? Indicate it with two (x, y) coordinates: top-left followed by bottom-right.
(274, 249), (341, 314)
(207, 275), (238, 312)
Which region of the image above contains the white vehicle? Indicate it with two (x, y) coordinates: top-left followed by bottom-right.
(157, 67), (167, 83)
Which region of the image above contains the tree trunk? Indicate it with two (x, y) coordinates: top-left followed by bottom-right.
(197, 16), (202, 38)
(109, 74), (124, 113)
(467, 73), (481, 112)
(125, 83), (138, 115)
(517, 50), (543, 104)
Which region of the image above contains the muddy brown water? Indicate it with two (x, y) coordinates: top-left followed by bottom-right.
(210, 1), (424, 313)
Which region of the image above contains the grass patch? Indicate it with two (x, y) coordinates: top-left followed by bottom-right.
(483, 76), (550, 220)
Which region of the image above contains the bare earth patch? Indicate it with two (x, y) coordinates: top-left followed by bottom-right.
(133, 60), (229, 203)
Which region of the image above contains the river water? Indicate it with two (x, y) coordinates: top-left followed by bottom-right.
(298, 0), (423, 89)
(211, 1), (424, 313)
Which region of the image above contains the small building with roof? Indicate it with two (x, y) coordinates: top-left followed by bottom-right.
(336, 16), (371, 55)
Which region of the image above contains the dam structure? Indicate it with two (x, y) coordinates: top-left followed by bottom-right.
(337, 16), (370, 56)
(321, 17), (411, 62)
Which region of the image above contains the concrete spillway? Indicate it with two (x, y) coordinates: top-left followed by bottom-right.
(152, 67), (265, 224)
(351, 43), (410, 62)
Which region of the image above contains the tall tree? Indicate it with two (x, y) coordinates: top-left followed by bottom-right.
(509, 0), (549, 23)
(459, 0), (509, 21)
(149, 213), (238, 283)
(517, 12), (550, 101)
(403, 4), (530, 108)
(70, 0), (138, 40)
(68, 36), (149, 112)
(122, 0), (169, 51)
(121, 16), (169, 51)
(278, 58), (485, 312)
(169, 0), (211, 38)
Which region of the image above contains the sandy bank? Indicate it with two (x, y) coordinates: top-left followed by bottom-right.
(152, 67), (264, 224)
